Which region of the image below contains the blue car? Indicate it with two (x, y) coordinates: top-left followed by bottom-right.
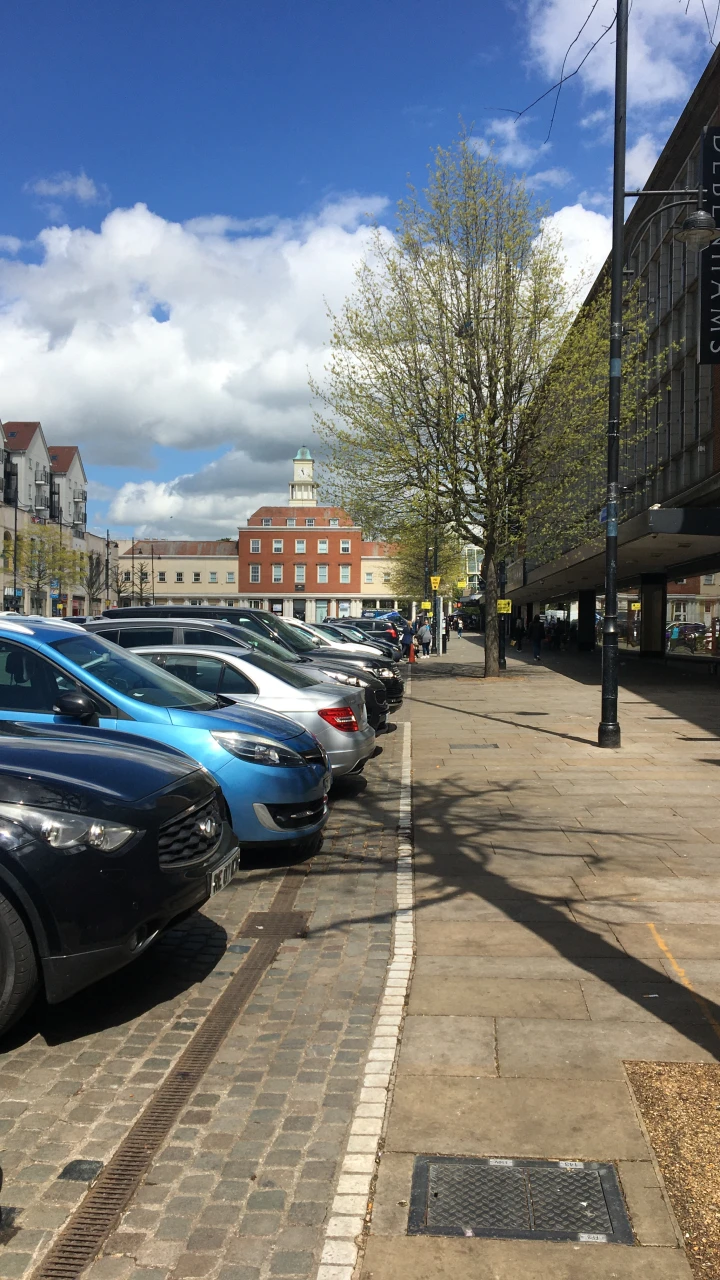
(0, 618), (331, 849)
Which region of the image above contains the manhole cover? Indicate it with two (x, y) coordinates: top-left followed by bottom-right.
(239, 911), (310, 940)
(408, 1156), (633, 1244)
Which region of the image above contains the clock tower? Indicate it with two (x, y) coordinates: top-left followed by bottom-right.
(288, 445), (319, 507)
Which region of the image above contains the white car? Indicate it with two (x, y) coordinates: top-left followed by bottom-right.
(133, 645), (376, 778)
(282, 616), (388, 659)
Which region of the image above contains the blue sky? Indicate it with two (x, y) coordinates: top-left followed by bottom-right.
(0, 0), (716, 536)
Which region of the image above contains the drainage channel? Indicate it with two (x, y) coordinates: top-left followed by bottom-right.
(29, 865), (311, 1280)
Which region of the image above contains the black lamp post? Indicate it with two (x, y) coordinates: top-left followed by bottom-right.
(598, 0), (719, 748)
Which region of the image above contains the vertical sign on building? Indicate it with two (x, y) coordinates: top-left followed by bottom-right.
(699, 126), (720, 363)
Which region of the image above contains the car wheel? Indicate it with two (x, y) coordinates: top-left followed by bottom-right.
(0, 891), (39, 1035)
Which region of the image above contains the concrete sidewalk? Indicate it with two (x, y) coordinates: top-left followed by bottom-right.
(361, 635), (720, 1278)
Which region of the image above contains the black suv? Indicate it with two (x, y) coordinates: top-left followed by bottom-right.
(0, 722), (239, 1034)
(97, 609), (404, 710)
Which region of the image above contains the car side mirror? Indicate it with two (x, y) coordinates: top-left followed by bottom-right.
(53, 691), (99, 725)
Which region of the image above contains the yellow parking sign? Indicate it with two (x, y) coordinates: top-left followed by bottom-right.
(430, 575), (441, 590)
(421, 601), (431, 610)
(497, 599), (512, 613)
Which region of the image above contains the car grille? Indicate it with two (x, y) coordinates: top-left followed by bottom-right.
(264, 797), (327, 830)
(158, 794), (223, 868)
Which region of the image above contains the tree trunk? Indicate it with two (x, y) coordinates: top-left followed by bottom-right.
(484, 547), (499, 677)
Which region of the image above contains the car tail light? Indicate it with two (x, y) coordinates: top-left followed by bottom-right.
(387, 627), (398, 639)
(318, 706), (359, 732)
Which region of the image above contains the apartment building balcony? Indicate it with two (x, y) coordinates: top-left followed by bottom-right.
(34, 469), (50, 488)
(34, 492), (49, 512)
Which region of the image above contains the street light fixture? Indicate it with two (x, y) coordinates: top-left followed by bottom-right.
(675, 209), (720, 250)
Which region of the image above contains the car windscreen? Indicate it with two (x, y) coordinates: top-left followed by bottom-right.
(51, 633), (220, 710)
(234, 631), (304, 664)
(261, 615), (319, 652)
(242, 651), (321, 689)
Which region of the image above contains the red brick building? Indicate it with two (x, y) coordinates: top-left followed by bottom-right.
(237, 447), (398, 620)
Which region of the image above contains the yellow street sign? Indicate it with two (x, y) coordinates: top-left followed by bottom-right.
(630, 601), (641, 611)
(497, 599), (512, 613)
(456, 579), (467, 589)
(430, 575), (441, 590)
(421, 601), (431, 610)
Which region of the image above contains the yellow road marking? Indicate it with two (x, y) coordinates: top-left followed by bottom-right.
(646, 921), (720, 1047)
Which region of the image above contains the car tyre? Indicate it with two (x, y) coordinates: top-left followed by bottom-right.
(0, 891), (39, 1035)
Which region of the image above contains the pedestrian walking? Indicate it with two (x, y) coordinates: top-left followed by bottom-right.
(401, 622), (414, 661)
(416, 621), (432, 656)
(457, 617), (463, 638)
(530, 614), (545, 663)
(514, 615), (525, 652)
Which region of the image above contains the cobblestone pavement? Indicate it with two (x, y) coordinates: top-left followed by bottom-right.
(0, 719), (404, 1280)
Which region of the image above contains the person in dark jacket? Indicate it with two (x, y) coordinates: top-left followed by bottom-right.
(401, 622), (414, 661)
(530, 614), (545, 663)
(514, 615), (525, 651)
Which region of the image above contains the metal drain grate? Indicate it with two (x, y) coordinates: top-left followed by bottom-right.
(448, 743), (498, 750)
(408, 1156), (633, 1244)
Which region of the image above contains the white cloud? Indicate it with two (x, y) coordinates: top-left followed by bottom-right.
(472, 117), (550, 169)
(0, 197), (388, 477)
(542, 202), (612, 291)
(625, 133), (661, 189)
(531, 167), (572, 188)
(527, 0), (711, 108)
(25, 170), (108, 204)
(0, 235), (22, 255)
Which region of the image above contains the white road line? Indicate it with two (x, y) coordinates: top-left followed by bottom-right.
(316, 718), (414, 1280)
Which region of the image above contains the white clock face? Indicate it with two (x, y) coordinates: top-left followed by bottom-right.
(300, 468), (307, 476)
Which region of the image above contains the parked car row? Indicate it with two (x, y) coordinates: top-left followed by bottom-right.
(0, 606), (403, 1034)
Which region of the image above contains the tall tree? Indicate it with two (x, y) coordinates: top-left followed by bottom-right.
(80, 550), (105, 612)
(313, 138), (575, 675)
(388, 520), (464, 603)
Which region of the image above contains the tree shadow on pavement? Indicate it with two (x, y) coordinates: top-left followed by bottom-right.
(310, 769), (720, 1061)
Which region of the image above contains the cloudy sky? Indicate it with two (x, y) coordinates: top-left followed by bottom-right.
(0, 0), (716, 537)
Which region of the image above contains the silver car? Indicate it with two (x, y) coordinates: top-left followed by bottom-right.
(132, 645), (376, 777)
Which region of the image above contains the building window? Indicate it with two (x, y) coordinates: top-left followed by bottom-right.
(340, 565), (351, 583)
(286, 517), (296, 527)
(250, 565), (261, 583)
(273, 539), (284, 553)
(250, 599), (262, 609)
(338, 600), (350, 616)
(365, 571), (374, 583)
(272, 564), (283, 583)
(383, 572), (391, 583)
(140, 571), (148, 582)
(226, 571), (235, 583)
(209, 571), (217, 583)
(176, 571), (184, 583)
(329, 518), (339, 527)
(305, 517), (315, 527)
(262, 517), (272, 527)
(340, 539), (351, 555)
(295, 564), (306, 583)
(193, 571), (201, 583)
(295, 539), (306, 553)
(250, 539), (260, 554)
(123, 570), (131, 582)
(318, 538), (328, 553)
(317, 564), (328, 583)
(704, 574), (715, 585)
(672, 602), (687, 622)
(158, 571), (166, 582)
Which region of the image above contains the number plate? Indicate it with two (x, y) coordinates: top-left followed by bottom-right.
(209, 849), (240, 896)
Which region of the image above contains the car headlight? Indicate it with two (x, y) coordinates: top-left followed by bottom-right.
(377, 667), (395, 679)
(0, 803), (137, 853)
(319, 669), (365, 688)
(211, 731), (306, 767)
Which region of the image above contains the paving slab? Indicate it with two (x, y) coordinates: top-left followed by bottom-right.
(496, 1018), (717, 1078)
(416, 920), (620, 957)
(384, 1075), (650, 1160)
(360, 1235), (693, 1279)
(407, 975), (589, 1019)
(396, 1016), (496, 1077)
